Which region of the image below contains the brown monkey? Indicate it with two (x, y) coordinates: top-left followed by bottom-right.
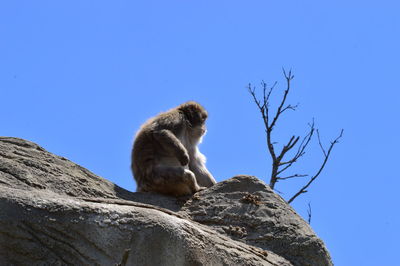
(131, 101), (216, 196)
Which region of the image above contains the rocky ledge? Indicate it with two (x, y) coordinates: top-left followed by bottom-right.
(0, 137), (332, 266)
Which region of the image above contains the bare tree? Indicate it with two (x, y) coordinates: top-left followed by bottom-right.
(248, 69), (343, 203)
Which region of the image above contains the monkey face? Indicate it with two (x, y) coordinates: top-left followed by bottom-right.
(192, 124), (207, 138)
(179, 101), (208, 128)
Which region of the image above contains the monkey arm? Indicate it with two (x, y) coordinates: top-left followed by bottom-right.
(152, 129), (189, 165)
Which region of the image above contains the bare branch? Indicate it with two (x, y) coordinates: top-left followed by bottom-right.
(248, 84), (270, 133)
(307, 202), (312, 224)
(269, 89), (289, 130)
(276, 163), (292, 176)
(262, 80), (276, 109)
(268, 69), (294, 131)
(274, 188), (284, 195)
(276, 121), (315, 176)
(277, 135), (300, 162)
(317, 129), (327, 157)
(248, 70), (343, 202)
(248, 84), (262, 110)
(293, 119), (315, 159)
(248, 82), (278, 175)
(288, 129), (344, 203)
(281, 103), (298, 113)
(277, 174), (308, 180)
(282, 68), (294, 80)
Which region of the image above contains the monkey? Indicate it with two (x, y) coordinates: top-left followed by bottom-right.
(131, 101), (217, 197)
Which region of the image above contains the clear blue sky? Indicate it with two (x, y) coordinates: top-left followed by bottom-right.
(1, 1), (399, 265)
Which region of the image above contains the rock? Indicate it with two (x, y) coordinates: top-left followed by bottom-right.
(0, 137), (180, 211)
(0, 137), (332, 266)
(179, 176), (332, 266)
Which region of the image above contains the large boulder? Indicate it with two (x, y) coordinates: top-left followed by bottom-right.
(0, 137), (332, 265)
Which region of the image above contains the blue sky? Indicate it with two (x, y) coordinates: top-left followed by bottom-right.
(1, 1), (399, 265)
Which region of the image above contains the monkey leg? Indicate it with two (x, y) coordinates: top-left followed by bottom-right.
(152, 129), (189, 166)
(189, 162), (217, 188)
(150, 166), (201, 196)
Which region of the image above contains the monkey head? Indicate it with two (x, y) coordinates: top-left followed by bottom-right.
(178, 101), (208, 138)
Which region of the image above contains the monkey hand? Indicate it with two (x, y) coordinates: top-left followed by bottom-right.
(179, 151), (190, 166)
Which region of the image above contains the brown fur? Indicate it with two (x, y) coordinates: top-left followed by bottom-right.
(131, 101), (216, 196)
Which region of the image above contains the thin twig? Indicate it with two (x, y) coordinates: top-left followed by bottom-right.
(277, 174), (308, 180)
(277, 120), (314, 175)
(288, 129), (344, 203)
(317, 129), (327, 157)
(307, 202), (312, 224)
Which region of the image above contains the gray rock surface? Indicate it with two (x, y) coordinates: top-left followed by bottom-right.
(180, 176), (332, 266)
(0, 137), (332, 266)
